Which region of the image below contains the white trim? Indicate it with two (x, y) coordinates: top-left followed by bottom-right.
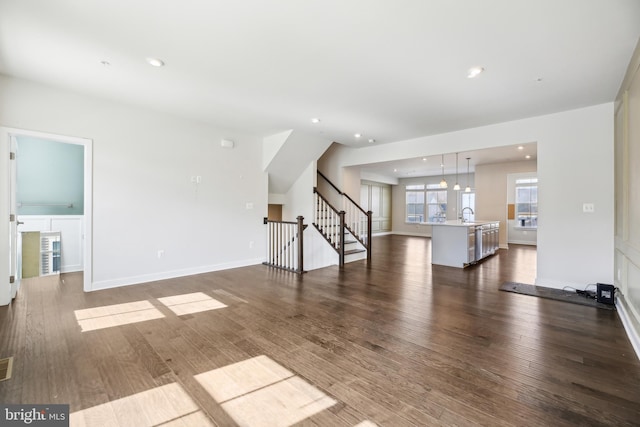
(391, 231), (431, 238)
(0, 127), (93, 293)
(372, 231), (393, 236)
(5, 128), (91, 145)
(0, 131), (11, 305)
(616, 294), (640, 361)
(507, 240), (537, 246)
(534, 277), (590, 291)
(91, 258), (264, 291)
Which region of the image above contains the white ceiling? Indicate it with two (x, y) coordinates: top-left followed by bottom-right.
(0, 1), (638, 156)
(360, 142), (537, 180)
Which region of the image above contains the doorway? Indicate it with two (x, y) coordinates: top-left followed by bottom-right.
(268, 204), (282, 221)
(507, 172), (538, 246)
(1, 127), (93, 304)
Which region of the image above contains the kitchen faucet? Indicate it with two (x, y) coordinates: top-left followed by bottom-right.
(461, 207), (474, 223)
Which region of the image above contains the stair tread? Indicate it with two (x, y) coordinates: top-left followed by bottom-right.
(344, 249), (366, 255)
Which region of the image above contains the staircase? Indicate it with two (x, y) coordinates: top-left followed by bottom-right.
(342, 233), (368, 263)
(313, 171), (371, 266)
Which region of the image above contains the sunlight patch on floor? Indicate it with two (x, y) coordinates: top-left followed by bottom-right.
(74, 300), (164, 332)
(195, 355), (336, 427)
(69, 382), (213, 426)
(157, 292), (227, 315)
(212, 288), (249, 304)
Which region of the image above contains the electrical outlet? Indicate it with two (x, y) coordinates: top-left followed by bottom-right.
(246, 202), (254, 210)
(582, 203), (595, 213)
(157, 249), (164, 259)
(249, 241), (254, 249)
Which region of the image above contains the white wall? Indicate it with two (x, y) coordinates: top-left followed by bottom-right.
(283, 161), (337, 270)
(265, 130), (333, 194)
(343, 166), (362, 201)
(321, 103), (614, 290)
(317, 143), (346, 187)
(283, 162), (315, 222)
(535, 105), (613, 288)
(0, 75), (268, 292)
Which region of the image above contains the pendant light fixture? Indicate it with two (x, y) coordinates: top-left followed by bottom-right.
(439, 154), (448, 188)
(465, 157), (471, 193)
(453, 152), (461, 191)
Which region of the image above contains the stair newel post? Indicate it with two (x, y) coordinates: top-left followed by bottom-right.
(367, 210), (373, 262)
(297, 215), (304, 273)
(339, 210), (346, 266)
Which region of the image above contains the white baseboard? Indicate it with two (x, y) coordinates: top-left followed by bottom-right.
(391, 231), (431, 238)
(507, 240), (537, 246)
(534, 277), (589, 291)
(61, 265), (83, 274)
(90, 258), (264, 291)
(616, 293), (640, 361)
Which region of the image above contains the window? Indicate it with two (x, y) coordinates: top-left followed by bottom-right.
(460, 192), (475, 222)
(515, 178), (537, 228)
(405, 184), (447, 223)
(426, 186), (447, 222)
(405, 184), (425, 223)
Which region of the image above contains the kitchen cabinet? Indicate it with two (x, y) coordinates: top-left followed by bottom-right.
(431, 221), (499, 268)
(476, 222), (500, 260)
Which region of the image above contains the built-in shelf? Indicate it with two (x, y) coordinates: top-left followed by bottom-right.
(22, 231), (61, 278)
(40, 231), (61, 276)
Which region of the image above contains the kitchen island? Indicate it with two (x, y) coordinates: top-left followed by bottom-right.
(429, 220), (499, 268)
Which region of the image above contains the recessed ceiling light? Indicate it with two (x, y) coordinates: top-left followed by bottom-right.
(526, 155), (532, 159)
(467, 66), (484, 79)
(518, 146), (524, 150)
(146, 57), (165, 67)
(311, 118), (321, 124)
(354, 133), (361, 138)
(368, 139), (375, 143)
(422, 157), (427, 161)
(393, 168), (397, 172)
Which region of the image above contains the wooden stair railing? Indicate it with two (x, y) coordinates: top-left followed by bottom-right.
(313, 189), (346, 265)
(263, 216), (306, 274)
(316, 170), (372, 263)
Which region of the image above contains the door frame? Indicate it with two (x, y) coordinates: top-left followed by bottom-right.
(0, 127), (93, 303)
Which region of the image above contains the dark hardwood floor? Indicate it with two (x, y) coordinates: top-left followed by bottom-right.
(1, 235), (639, 426)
